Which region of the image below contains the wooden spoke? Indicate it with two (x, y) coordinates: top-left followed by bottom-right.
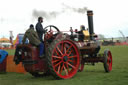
(67, 62), (76, 69)
(57, 65), (61, 74)
(63, 65), (68, 76)
(57, 46), (63, 56)
(52, 56), (62, 59)
(68, 55), (77, 58)
(66, 45), (72, 54)
(52, 59), (61, 63)
(54, 48), (61, 56)
(60, 64), (64, 74)
(54, 61), (62, 67)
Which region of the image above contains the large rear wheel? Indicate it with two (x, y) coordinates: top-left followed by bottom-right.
(46, 38), (80, 79)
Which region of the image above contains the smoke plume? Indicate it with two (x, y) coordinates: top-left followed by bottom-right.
(32, 9), (59, 20)
(32, 3), (88, 20)
(62, 3), (88, 14)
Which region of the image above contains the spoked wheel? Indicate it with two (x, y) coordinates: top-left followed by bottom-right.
(103, 50), (112, 72)
(47, 38), (80, 79)
(44, 25), (60, 41)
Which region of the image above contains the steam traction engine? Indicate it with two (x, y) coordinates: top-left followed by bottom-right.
(14, 10), (112, 79)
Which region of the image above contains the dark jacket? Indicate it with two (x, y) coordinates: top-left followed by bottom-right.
(36, 22), (45, 34)
(77, 30), (84, 41)
(22, 28), (41, 46)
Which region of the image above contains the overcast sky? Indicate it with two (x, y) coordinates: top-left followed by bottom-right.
(0, 0), (128, 39)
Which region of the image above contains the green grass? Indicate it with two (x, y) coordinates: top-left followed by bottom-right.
(0, 46), (128, 85)
(4, 49), (15, 56)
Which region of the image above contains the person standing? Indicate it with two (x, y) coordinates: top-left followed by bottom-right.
(35, 17), (46, 42)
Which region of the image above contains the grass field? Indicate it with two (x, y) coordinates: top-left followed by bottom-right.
(0, 46), (128, 85)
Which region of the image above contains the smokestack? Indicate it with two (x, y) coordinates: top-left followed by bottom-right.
(87, 10), (94, 40)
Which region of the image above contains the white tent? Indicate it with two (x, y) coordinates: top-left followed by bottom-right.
(0, 42), (12, 48)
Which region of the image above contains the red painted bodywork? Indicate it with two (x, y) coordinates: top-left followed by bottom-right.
(19, 45), (48, 73)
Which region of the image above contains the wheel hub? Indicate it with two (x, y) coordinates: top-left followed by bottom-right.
(63, 56), (68, 62)
(108, 57), (111, 63)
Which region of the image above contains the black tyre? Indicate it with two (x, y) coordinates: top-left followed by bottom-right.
(46, 37), (80, 79)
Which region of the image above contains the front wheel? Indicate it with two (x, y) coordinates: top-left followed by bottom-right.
(46, 38), (80, 79)
(103, 50), (112, 72)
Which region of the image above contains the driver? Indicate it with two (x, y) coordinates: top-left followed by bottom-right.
(76, 25), (86, 41)
(22, 24), (45, 58)
(36, 17), (46, 42)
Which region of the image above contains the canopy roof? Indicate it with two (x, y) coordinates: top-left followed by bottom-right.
(0, 37), (10, 42)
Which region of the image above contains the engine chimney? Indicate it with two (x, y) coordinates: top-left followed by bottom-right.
(87, 10), (94, 40)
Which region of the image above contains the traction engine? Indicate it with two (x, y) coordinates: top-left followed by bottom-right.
(14, 10), (112, 79)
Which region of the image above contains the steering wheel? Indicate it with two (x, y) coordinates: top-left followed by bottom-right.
(44, 25), (60, 40)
